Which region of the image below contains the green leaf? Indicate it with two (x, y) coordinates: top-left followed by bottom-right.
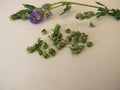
(23, 4), (36, 10)
(13, 9), (32, 20)
(109, 9), (120, 20)
(17, 9), (30, 15)
(60, 5), (71, 15)
(96, 2), (108, 9)
(96, 8), (109, 18)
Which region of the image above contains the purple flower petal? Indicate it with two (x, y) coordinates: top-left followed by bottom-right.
(32, 8), (43, 17)
(28, 8), (43, 24)
(28, 14), (43, 24)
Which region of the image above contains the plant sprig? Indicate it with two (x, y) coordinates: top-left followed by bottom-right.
(10, 4), (36, 20)
(10, 1), (120, 24)
(76, 2), (120, 21)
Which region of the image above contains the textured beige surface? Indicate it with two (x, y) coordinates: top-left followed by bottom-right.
(0, 0), (120, 90)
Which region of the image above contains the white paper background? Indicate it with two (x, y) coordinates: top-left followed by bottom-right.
(0, 0), (120, 90)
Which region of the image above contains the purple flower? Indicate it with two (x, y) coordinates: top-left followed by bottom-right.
(28, 8), (44, 24)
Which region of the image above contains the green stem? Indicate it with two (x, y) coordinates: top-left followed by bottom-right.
(51, 1), (100, 9)
(51, 5), (63, 9)
(70, 2), (100, 9)
(52, 1), (62, 6)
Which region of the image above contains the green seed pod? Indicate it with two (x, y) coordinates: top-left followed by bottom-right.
(48, 48), (56, 56)
(43, 52), (49, 59)
(75, 13), (85, 20)
(56, 41), (65, 49)
(80, 39), (87, 43)
(65, 28), (71, 33)
(49, 34), (57, 41)
(89, 22), (95, 28)
(57, 33), (63, 39)
(66, 36), (72, 42)
(53, 24), (61, 35)
(80, 33), (88, 38)
(78, 45), (84, 50)
(84, 11), (95, 19)
(41, 42), (48, 49)
(70, 44), (78, 50)
(70, 44), (84, 55)
(72, 50), (81, 55)
(41, 29), (47, 35)
(73, 36), (80, 43)
(33, 43), (40, 50)
(70, 31), (75, 37)
(53, 40), (59, 46)
(87, 42), (93, 47)
(75, 31), (81, 37)
(37, 49), (43, 55)
(26, 46), (35, 53)
(37, 38), (43, 47)
(80, 33), (88, 43)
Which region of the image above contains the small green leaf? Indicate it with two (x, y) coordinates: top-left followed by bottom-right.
(23, 4), (36, 10)
(18, 9), (30, 14)
(60, 5), (71, 15)
(96, 2), (107, 9)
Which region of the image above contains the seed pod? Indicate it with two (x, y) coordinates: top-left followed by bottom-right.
(37, 49), (43, 55)
(87, 42), (93, 47)
(66, 36), (72, 42)
(48, 48), (56, 56)
(42, 52), (49, 59)
(65, 28), (71, 33)
(41, 42), (48, 49)
(26, 46), (35, 53)
(41, 29), (47, 35)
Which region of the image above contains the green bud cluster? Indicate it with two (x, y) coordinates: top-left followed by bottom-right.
(49, 24), (66, 49)
(76, 11), (95, 20)
(27, 38), (56, 59)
